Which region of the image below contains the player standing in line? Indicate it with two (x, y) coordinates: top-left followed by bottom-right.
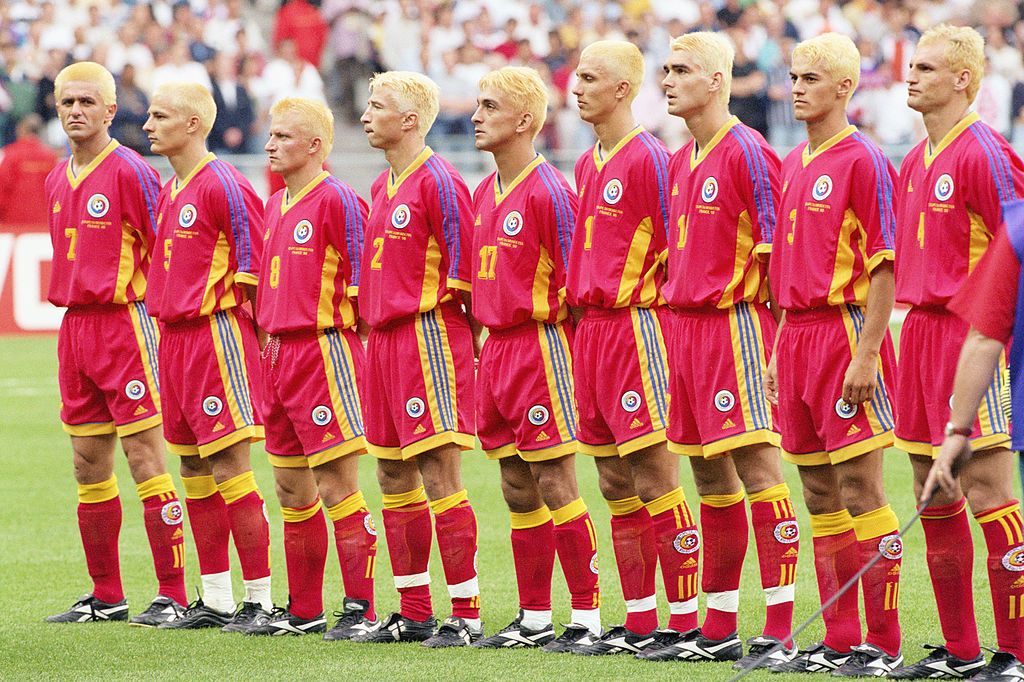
(465, 66), (602, 651)
(244, 98), (379, 639)
(354, 71), (482, 648)
(565, 40), (698, 657)
(143, 82), (272, 632)
(766, 33), (903, 676)
(45, 61), (187, 626)
(647, 33), (799, 669)
(891, 25), (1024, 679)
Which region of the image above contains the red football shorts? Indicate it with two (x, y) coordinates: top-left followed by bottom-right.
(159, 307), (264, 457)
(261, 327), (367, 468)
(663, 302), (780, 457)
(477, 320), (577, 462)
(58, 301), (162, 437)
(573, 306), (669, 457)
(363, 303), (475, 459)
(776, 305), (896, 465)
(894, 306), (1009, 457)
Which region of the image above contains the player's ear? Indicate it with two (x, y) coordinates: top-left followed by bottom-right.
(104, 103), (117, 126)
(309, 135), (322, 158)
(954, 68), (972, 95)
(709, 70), (723, 96)
(836, 77), (852, 101)
(402, 110), (419, 133)
(615, 79), (631, 102)
(517, 111), (533, 135)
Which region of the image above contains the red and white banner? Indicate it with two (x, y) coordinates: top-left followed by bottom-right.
(0, 223), (62, 334)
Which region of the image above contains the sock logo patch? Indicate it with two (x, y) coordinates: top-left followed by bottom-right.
(160, 501), (183, 525)
(1002, 545), (1024, 572)
(363, 513), (377, 536)
(773, 520), (799, 544)
(878, 534), (903, 560)
(672, 529), (700, 554)
(589, 553), (599, 574)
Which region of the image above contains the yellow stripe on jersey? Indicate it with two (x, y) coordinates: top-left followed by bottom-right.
(170, 152), (215, 201)
(114, 222), (142, 303)
(828, 209), (871, 307)
(317, 244), (356, 329)
(617, 218), (655, 307)
(387, 147), (433, 199)
(66, 139), (118, 189)
(968, 211), (992, 274)
(128, 301), (162, 412)
(317, 333), (359, 442)
(923, 112), (978, 168)
(715, 210), (761, 307)
(200, 232), (240, 316)
(419, 235), (442, 312)
(210, 310), (254, 430)
(495, 155), (544, 206)
(802, 125), (856, 168)
(281, 170), (329, 215)
(690, 116), (739, 170)
(593, 126), (643, 171)
(536, 324), (574, 443)
(532, 244), (555, 322)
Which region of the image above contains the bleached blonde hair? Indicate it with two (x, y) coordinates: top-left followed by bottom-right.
(580, 40), (645, 103)
(478, 66), (548, 138)
(270, 97), (335, 160)
(55, 61), (117, 106)
(792, 32), (861, 101)
(368, 71), (440, 137)
(153, 81), (218, 138)
(917, 24), (985, 102)
(669, 31), (735, 105)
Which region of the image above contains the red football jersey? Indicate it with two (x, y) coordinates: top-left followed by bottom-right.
(664, 117), (780, 309)
(46, 139), (161, 307)
(471, 155), (576, 330)
(358, 147), (473, 328)
(566, 127), (671, 309)
(896, 112), (1024, 307)
(147, 153), (265, 323)
(770, 126), (897, 311)
(257, 171), (368, 334)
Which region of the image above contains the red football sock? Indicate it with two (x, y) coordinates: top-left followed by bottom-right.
(699, 492), (748, 640)
(218, 471), (271, 580)
(327, 492), (377, 620)
(977, 501), (1024, 660)
(921, 498), (979, 660)
(810, 511), (861, 653)
(137, 474), (187, 606)
(77, 477), (124, 603)
(510, 508), (555, 611)
(608, 496), (658, 634)
(552, 499), (601, 612)
(431, 490), (480, 620)
(648, 488), (699, 632)
(382, 487), (433, 621)
(282, 500), (328, 619)
(182, 475), (231, 576)
(852, 505), (902, 657)
(750, 483), (799, 645)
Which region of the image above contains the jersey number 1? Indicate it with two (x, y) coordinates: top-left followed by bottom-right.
(64, 228), (77, 260)
(477, 245), (497, 280)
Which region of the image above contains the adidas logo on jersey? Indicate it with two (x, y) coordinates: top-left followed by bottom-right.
(722, 418), (735, 430)
(847, 424), (861, 436)
(784, 547), (799, 558)
(889, 563), (901, 575)
(671, 184), (679, 196)
(536, 431), (550, 442)
(629, 417), (643, 429)
(682, 558), (697, 568)
(413, 424), (426, 435)
(1012, 576), (1024, 589)
(212, 421), (225, 432)
(52, 201), (61, 213)
(172, 528), (184, 539)
(322, 432), (335, 443)
(134, 404), (148, 416)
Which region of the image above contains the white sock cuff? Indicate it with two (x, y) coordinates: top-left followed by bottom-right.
(764, 583), (796, 606)
(571, 608), (602, 635)
(201, 570), (234, 611)
(447, 576), (480, 598)
(521, 609), (552, 630)
(669, 597), (698, 615)
(243, 576), (272, 610)
(625, 594), (657, 612)
(394, 571), (431, 589)
(706, 590), (740, 613)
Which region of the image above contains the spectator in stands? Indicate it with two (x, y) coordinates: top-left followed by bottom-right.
(110, 63), (150, 155)
(209, 52), (256, 154)
(272, 0), (327, 68)
(322, 0), (376, 125)
(0, 113), (57, 225)
(254, 38), (326, 110)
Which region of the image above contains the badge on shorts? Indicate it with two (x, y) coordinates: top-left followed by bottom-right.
(673, 529), (700, 554)
(406, 397), (425, 419)
(528, 405), (550, 426)
(589, 553), (599, 574)
(311, 405), (332, 426)
(1003, 545), (1024, 572)
(391, 204), (411, 229)
(934, 174), (954, 202)
(363, 513), (377, 536)
(502, 210), (524, 236)
(812, 175), (833, 201)
(160, 501), (183, 525)
(87, 193), (110, 218)
(124, 380), (146, 400)
(878, 533), (903, 560)
(621, 390), (642, 413)
(773, 520), (799, 544)
(602, 178), (624, 205)
(714, 389), (735, 413)
(293, 219), (314, 244)
(701, 177), (719, 203)
(202, 395), (223, 416)
(179, 203), (198, 228)
(834, 399), (858, 419)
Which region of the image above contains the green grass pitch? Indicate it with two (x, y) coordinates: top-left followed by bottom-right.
(0, 332), (1014, 680)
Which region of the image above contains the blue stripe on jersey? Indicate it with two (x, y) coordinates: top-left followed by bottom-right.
(969, 123), (1017, 203)
(735, 303), (768, 429)
(731, 126), (777, 243)
(207, 161), (243, 266)
(424, 157), (462, 282)
(421, 310), (454, 431)
(325, 328), (364, 436)
(113, 148), (160, 234)
(636, 132), (671, 237)
(542, 323), (576, 438)
(852, 134), (896, 250)
(130, 301), (161, 393)
(213, 311), (254, 424)
(847, 305), (894, 430)
(210, 160), (253, 273)
(636, 308), (669, 423)
(325, 177), (364, 288)
(977, 124), (1018, 201)
(536, 163), (574, 266)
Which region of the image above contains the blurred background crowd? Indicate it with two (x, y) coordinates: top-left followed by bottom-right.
(1, 0), (1024, 163)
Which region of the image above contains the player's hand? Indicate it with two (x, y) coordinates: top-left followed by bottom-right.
(842, 350), (878, 405)
(921, 436), (972, 503)
(765, 356), (779, 406)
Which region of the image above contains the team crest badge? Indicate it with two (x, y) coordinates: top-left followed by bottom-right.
(363, 513), (377, 536)
(1003, 545), (1024, 571)
(714, 389), (735, 413)
(589, 554), (599, 574)
(293, 219), (314, 244)
(673, 529), (700, 554)
(602, 178), (624, 205)
(202, 395), (223, 416)
(160, 501), (183, 525)
(812, 175), (833, 201)
(878, 533), (903, 560)
(834, 399), (858, 419)
(701, 177), (719, 203)
(406, 397), (425, 419)
(311, 405), (332, 426)
(502, 210), (524, 236)
(934, 174), (954, 202)
(391, 204), (411, 229)
(528, 404), (550, 426)
(87, 193), (110, 218)
(124, 380), (146, 400)
(179, 203), (198, 228)
(621, 390), (642, 413)
(773, 521), (799, 544)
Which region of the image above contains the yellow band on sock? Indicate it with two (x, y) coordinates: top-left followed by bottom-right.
(607, 496), (644, 516)
(975, 501), (1022, 524)
(920, 497), (967, 520)
(851, 505), (899, 541)
(552, 498), (587, 526)
(136, 473), (176, 500)
(748, 483), (791, 504)
(510, 506), (552, 529)
(216, 470), (260, 505)
(700, 490), (745, 509)
(382, 486), (427, 509)
(78, 476), (119, 503)
(429, 489), (469, 515)
(181, 474), (218, 500)
(646, 487), (685, 516)
(327, 491), (367, 521)
(810, 509), (854, 537)
(282, 499), (323, 523)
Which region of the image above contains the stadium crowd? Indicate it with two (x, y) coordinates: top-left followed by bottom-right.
(3, 0), (1024, 155)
